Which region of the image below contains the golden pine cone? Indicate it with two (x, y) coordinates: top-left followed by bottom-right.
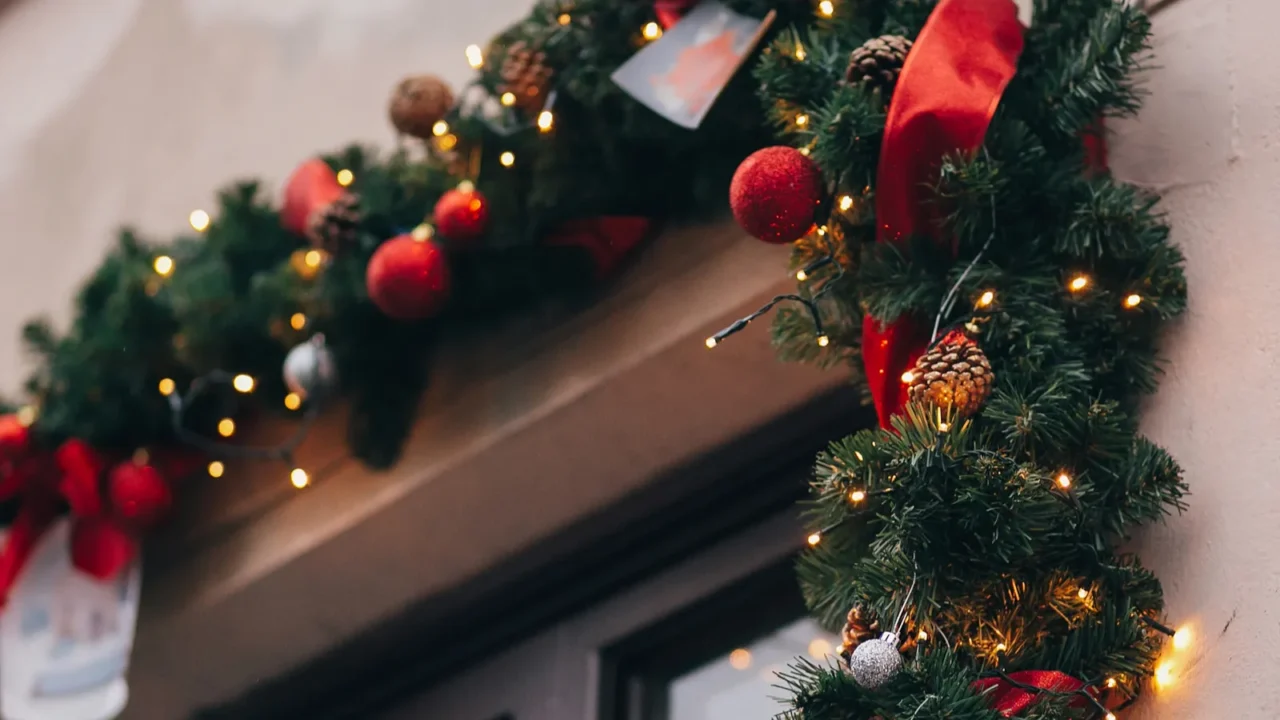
(845, 35), (913, 97)
(499, 41), (554, 115)
(389, 75), (455, 140)
(838, 605), (882, 661)
(306, 192), (362, 254)
(907, 330), (993, 416)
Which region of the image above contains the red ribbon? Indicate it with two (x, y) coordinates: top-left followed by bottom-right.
(654, 0), (698, 29)
(544, 216), (653, 280)
(0, 428), (143, 608)
(972, 671), (1094, 716)
(862, 0), (1024, 427)
(280, 158), (347, 237)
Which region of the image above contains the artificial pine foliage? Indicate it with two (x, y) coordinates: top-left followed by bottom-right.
(755, 0), (1189, 716)
(14, 0), (814, 468)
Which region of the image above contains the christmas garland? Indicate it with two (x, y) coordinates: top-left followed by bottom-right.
(0, 0), (820, 603)
(710, 0), (1189, 716)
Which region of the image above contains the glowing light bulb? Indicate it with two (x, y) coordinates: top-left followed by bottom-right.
(642, 22), (662, 40)
(412, 224), (434, 241)
(705, 337), (718, 349)
(838, 195), (854, 211)
(437, 133), (459, 151)
(500, 92), (517, 107)
(799, 146), (811, 156)
(795, 113), (810, 127)
(290, 313), (307, 331)
(818, 0), (835, 16)
(849, 490), (866, 503)
(808, 638), (832, 659)
(16, 405), (36, 427)
(189, 209), (211, 232)
(938, 422), (951, 432)
(1124, 293), (1143, 308)
(816, 225), (827, 236)
(336, 169), (354, 187)
(816, 335), (830, 347)
(901, 371), (916, 383)
(1056, 472), (1073, 489)
(977, 290), (995, 307)
(1106, 714), (1117, 720)
(207, 461), (225, 478)
(917, 629), (929, 642)
(217, 418), (236, 437)
(1078, 587), (1090, 600)
(1106, 677), (1118, 689)
(158, 378), (176, 396)
(153, 255), (174, 277)
(1069, 275), (1090, 292)
(465, 44), (484, 68)
(291, 468), (310, 489)
(995, 643), (1007, 653)
(232, 374), (255, 393)
(558, 13), (571, 25)
(284, 392), (303, 410)
(432, 120), (450, 137)
(796, 269), (808, 281)
(729, 648), (752, 670)
(537, 110), (554, 132)
(1173, 626), (1191, 651)
(304, 250), (325, 268)
(500, 151), (516, 167)
(794, 43), (806, 61)
(1154, 662), (1174, 688)
(807, 532), (822, 547)
(854, 451), (864, 461)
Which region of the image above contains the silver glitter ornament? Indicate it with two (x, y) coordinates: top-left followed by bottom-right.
(848, 632), (903, 689)
(283, 334), (337, 398)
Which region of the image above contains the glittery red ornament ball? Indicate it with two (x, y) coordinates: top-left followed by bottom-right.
(434, 187), (489, 244)
(108, 462), (171, 528)
(366, 234), (451, 320)
(729, 146), (823, 244)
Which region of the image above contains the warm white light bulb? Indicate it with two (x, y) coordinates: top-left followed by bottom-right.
(158, 378), (176, 396)
(291, 468), (310, 489)
(705, 337), (718, 349)
(207, 461), (225, 478)
(977, 290), (995, 307)
(465, 44), (484, 68)
(153, 255), (174, 277)
(189, 209), (211, 232)
(432, 120), (450, 137)
(232, 374), (255, 393)
(818, 0), (835, 17)
(794, 43), (807, 61)
(1056, 472), (1073, 489)
(1124, 293), (1143, 308)
(796, 269), (808, 281)
(807, 532), (822, 546)
(1078, 587), (1090, 600)
(642, 22), (662, 40)
(1154, 662), (1174, 688)
(537, 110), (554, 132)
(284, 392), (303, 410)
(1069, 275), (1090, 292)
(500, 151), (516, 167)
(849, 490), (866, 503)
(901, 371), (916, 383)
(1173, 626), (1191, 651)
(838, 195), (854, 211)
(217, 418), (236, 437)
(795, 113), (810, 127)
(817, 335), (830, 347)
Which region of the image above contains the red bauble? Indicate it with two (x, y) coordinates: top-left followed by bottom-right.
(366, 234), (451, 320)
(434, 187), (489, 244)
(281, 159), (346, 236)
(729, 146), (823, 244)
(0, 415), (31, 462)
(108, 462), (171, 528)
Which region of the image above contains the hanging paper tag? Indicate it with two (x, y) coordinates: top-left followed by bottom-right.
(612, 1), (776, 129)
(0, 520), (139, 720)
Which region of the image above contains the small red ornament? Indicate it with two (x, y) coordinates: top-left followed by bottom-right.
(434, 186), (489, 244)
(729, 146), (823, 244)
(366, 234), (451, 320)
(108, 462), (171, 528)
(0, 415), (31, 463)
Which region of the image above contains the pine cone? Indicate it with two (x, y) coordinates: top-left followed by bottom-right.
(305, 192), (362, 254)
(388, 75), (455, 140)
(907, 329), (993, 416)
(499, 41), (554, 115)
(838, 606), (882, 662)
(845, 35), (913, 97)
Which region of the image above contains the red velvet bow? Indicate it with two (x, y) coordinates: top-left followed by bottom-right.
(861, 0), (1025, 427)
(972, 671), (1095, 716)
(0, 431), (139, 608)
(544, 216), (654, 280)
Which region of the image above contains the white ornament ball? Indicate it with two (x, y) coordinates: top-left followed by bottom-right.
(848, 632), (902, 690)
(283, 334), (337, 398)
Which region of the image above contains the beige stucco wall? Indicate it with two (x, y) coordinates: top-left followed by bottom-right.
(0, 0), (1272, 717)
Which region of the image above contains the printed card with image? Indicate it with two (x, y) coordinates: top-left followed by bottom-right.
(612, 1), (776, 129)
(0, 520), (139, 720)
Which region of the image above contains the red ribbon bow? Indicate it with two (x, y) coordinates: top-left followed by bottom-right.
(972, 671), (1096, 716)
(0, 422), (142, 608)
(544, 216), (653, 280)
(861, 0), (1025, 427)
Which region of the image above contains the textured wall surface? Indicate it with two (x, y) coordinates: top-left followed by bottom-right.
(1110, 0), (1280, 716)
